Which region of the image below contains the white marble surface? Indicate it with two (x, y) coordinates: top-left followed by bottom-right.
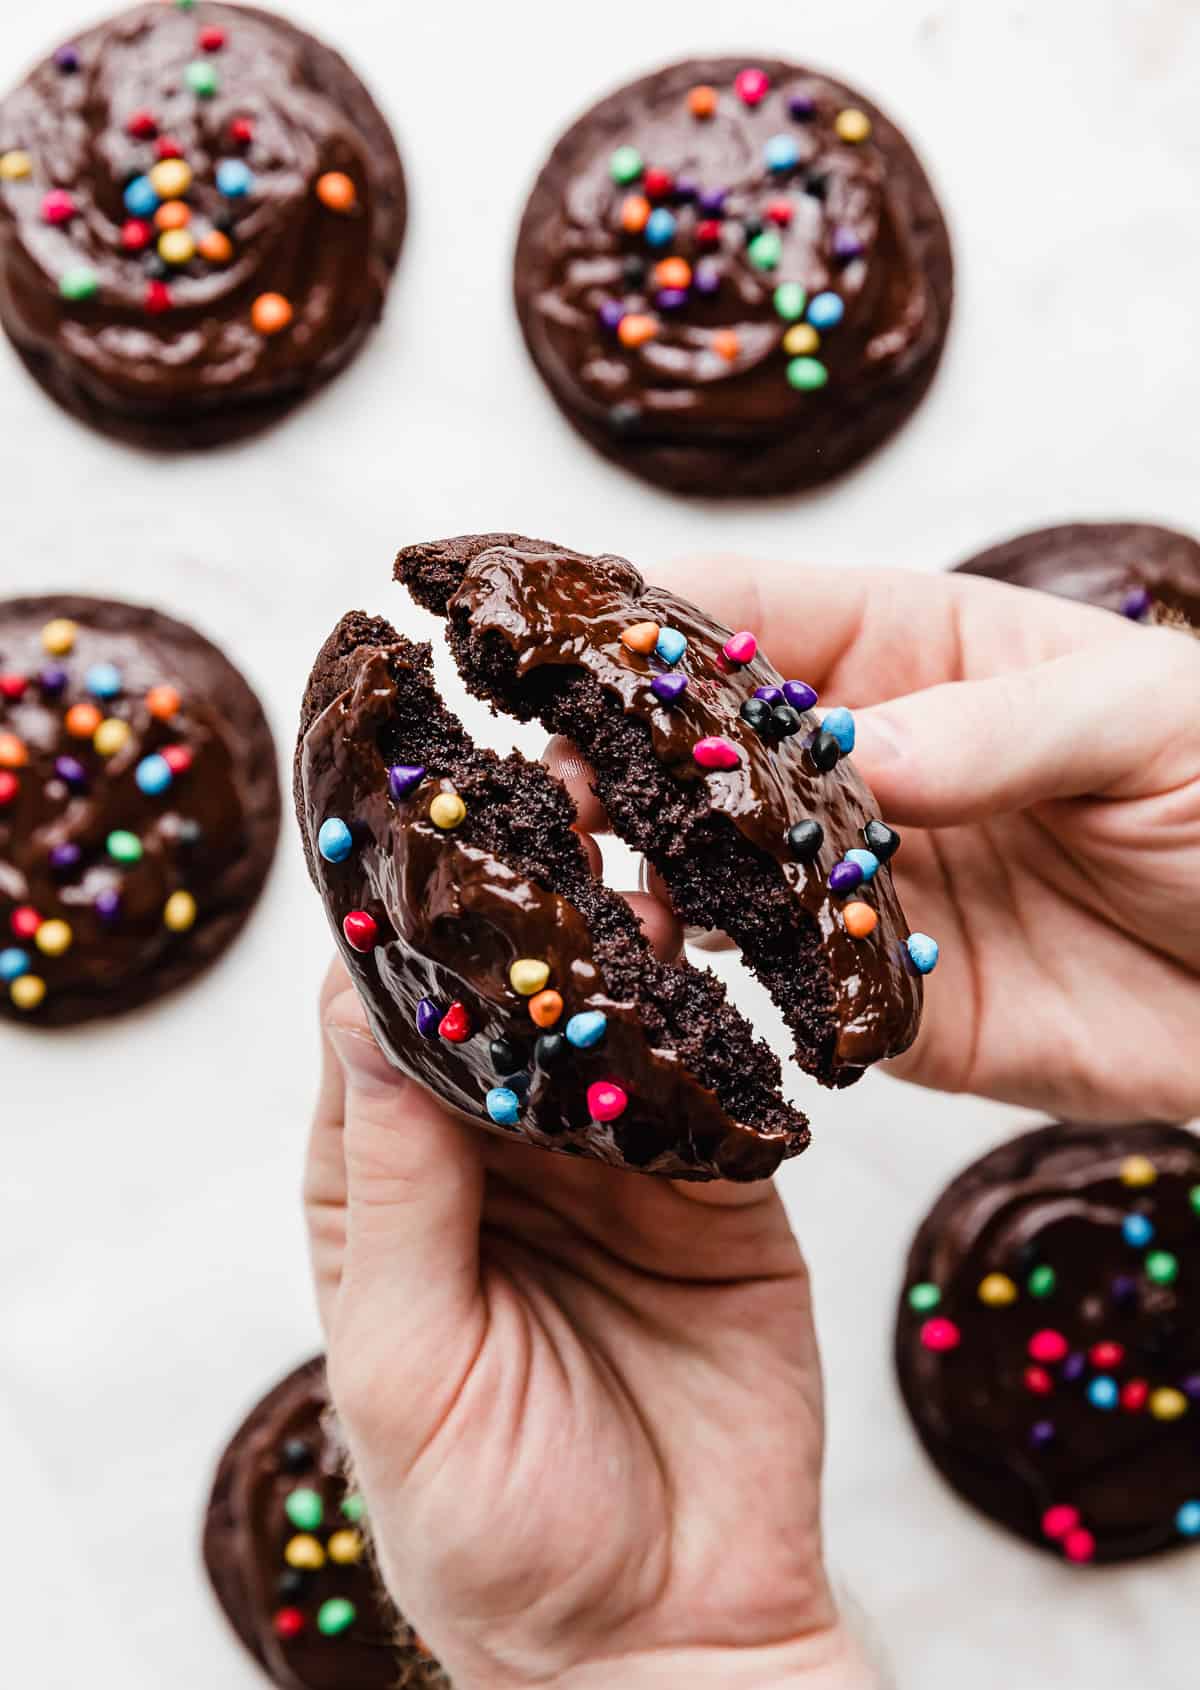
(2, 1), (1198, 1685)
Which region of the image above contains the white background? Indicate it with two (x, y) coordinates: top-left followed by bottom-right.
(2, 1), (1198, 1685)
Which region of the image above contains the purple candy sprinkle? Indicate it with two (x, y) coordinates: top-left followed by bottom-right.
(698, 187), (727, 216)
(754, 685), (784, 706)
(94, 889), (121, 922)
(656, 287), (688, 312)
(388, 764), (425, 801)
(1182, 1373), (1200, 1402)
(54, 44), (80, 73)
(674, 173), (698, 201)
(50, 842), (82, 872)
(54, 754), (87, 790)
(1120, 587), (1152, 621)
(788, 92), (817, 120)
(1060, 1350), (1087, 1384)
(828, 860), (863, 897)
(415, 997), (441, 1038)
(651, 672), (688, 705)
(783, 680), (818, 712)
(693, 260), (722, 296)
(598, 299), (625, 333)
(1110, 1273), (1139, 1307)
(40, 665), (68, 695)
(1029, 1420), (1056, 1449)
(833, 227), (863, 262)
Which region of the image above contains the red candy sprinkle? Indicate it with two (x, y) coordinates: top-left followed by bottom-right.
(273, 1608), (305, 1639)
(162, 744), (193, 774)
(692, 736), (740, 771)
(1063, 1528), (1096, 1564)
(1121, 1378), (1149, 1412)
(342, 910), (378, 952)
(144, 281), (172, 314)
(765, 198), (793, 226)
(121, 218), (153, 252)
(127, 108), (158, 139)
(229, 117), (255, 146)
(919, 1317), (960, 1353)
(734, 67), (770, 105)
(1089, 1341), (1125, 1370)
(695, 219), (722, 247)
(587, 1080), (629, 1123)
(0, 771), (18, 806)
(1024, 1365), (1054, 1395)
(11, 905), (41, 939)
(42, 189), (77, 225)
(1027, 1329), (1069, 1364)
(154, 135), (184, 159)
(438, 1001), (471, 1043)
(198, 25), (227, 50)
(643, 167), (673, 198)
(1042, 1504), (1080, 1541)
(722, 630), (758, 664)
(0, 673), (27, 700)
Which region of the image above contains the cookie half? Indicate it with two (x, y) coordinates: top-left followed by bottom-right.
(0, 3), (405, 448)
(0, 594), (278, 1024)
(895, 1122), (1200, 1565)
(295, 612), (810, 1180)
(203, 1357), (449, 1689)
(514, 57), (953, 496)
(954, 520), (1200, 628)
(397, 534), (928, 1089)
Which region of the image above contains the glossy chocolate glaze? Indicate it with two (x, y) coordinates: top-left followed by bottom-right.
(204, 1357), (449, 1689)
(0, 3), (405, 447)
(445, 543), (922, 1074)
(0, 595), (278, 1025)
(956, 521), (1200, 627)
(514, 57), (953, 494)
(896, 1122), (1200, 1563)
(298, 645), (806, 1180)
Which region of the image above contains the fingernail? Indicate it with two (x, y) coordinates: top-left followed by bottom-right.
(853, 709), (904, 765)
(327, 1023), (397, 1091)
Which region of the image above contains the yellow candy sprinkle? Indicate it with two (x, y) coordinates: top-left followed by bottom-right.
(977, 1273), (1018, 1308)
(1149, 1387), (1187, 1422)
(93, 718), (131, 757)
(284, 1534), (326, 1570)
(158, 228), (196, 266)
(1120, 1154), (1157, 1188)
(163, 890), (197, 933)
(783, 324), (820, 356)
(42, 617), (77, 655)
(149, 158), (192, 199)
(327, 1529), (364, 1565)
(0, 150), (32, 181)
(509, 958), (550, 997)
(35, 919), (72, 958)
(835, 108), (872, 143)
(429, 792), (466, 830)
(10, 974), (46, 1010)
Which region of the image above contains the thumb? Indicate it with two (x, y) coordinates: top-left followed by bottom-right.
(851, 628), (1198, 826)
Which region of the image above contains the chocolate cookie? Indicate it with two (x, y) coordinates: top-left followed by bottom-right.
(895, 1122), (1200, 1565)
(296, 609), (810, 1180)
(203, 1357), (449, 1689)
(398, 534), (933, 1090)
(0, 594), (278, 1024)
(0, 3), (405, 448)
(513, 58), (953, 496)
(955, 521), (1200, 628)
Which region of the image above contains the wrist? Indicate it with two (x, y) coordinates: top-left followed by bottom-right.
(517, 1623), (882, 1690)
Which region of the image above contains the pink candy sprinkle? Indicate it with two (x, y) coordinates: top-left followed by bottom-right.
(919, 1317), (960, 1353)
(1028, 1329), (1069, 1364)
(162, 745), (192, 774)
(734, 67), (770, 105)
(42, 189), (76, 225)
(587, 1081), (628, 1123)
(1063, 1528), (1096, 1564)
(722, 630), (758, 664)
(1042, 1504), (1080, 1542)
(693, 736), (740, 771)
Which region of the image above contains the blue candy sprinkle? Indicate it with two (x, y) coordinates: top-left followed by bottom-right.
(317, 817), (354, 863)
(1176, 1501), (1200, 1538)
(565, 1011), (608, 1050)
(1087, 1376), (1119, 1411)
(135, 753), (173, 796)
(415, 997), (441, 1038)
(907, 933), (939, 975)
(123, 175), (159, 218)
(644, 208), (676, 247)
(1122, 1213), (1155, 1249)
(0, 947), (30, 982)
(821, 706), (856, 752)
(486, 1087), (522, 1126)
(807, 291), (845, 329)
(764, 132), (801, 172)
(844, 848), (880, 882)
(85, 662), (122, 699)
(216, 159), (254, 197)
(654, 627), (687, 666)
(651, 672), (687, 705)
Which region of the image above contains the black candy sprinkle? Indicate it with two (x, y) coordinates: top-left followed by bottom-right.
(739, 697), (772, 732)
(489, 1037), (521, 1074)
(809, 730), (841, 772)
(535, 1033), (567, 1068)
(786, 820), (824, 862)
(608, 402), (641, 436)
(770, 704), (803, 738)
(278, 1569), (308, 1600)
(864, 819), (901, 861)
(279, 1438), (312, 1473)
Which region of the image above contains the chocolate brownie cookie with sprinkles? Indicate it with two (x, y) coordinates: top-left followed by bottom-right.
(204, 1357), (450, 1688)
(0, 595), (278, 1024)
(0, 3), (405, 447)
(896, 1122), (1200, 1565)
(514, 58), (953, 496)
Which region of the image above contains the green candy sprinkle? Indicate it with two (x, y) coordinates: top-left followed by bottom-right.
(317, 1598), (357, 1637)
(340, 1491), (365, 1523)
(175, 0), (197, 9)
(773, 282), (808, 321)
(185, 60), (219, 96)
(609, 145), (643, 186)
(747, 229), (783, 271)
(1027, 1265), (1056, 1299)
(1145, 1250), (1179, 1286)
(786, 356), (828, 392)
(106, 830), (142, 865)
(284, 1487), (324, 1531)
(907, 1282), (940, 1312)
(59, 266), (98, 302)
(1190, 1185), (1200, 1216)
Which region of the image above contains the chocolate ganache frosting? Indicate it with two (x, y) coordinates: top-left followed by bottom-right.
(0, 3), (405, 447)
(896, 1122), (1200, 1565)
(514, 58), (953, 496)
(0, 595), (278, 1024)
(204, 1357), (450, 1689)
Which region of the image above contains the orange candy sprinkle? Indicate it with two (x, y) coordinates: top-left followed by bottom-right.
(712, 329), (740, 362)
(0, 730), (27, 768)
(620, 621), (661, 655)
(653, 257), (692, 290)
(316, 171), (357, 213)
(688, 84), (718, 119)
(843, 902), (879, 939)
(155, 200), (191, 230)
(251, 292), (293, 335)
(198, 230), (233, 263)
(65, 702), (102, 738)
(621, 194), (651, 234)
(146, 684), (181, 720)
(618, 312), (658, 349)
(528, 989), (564, 1029)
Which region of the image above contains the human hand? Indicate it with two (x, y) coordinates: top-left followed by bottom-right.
(308, 955), (881, 1690)
(549, 562), (1200, 1125)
